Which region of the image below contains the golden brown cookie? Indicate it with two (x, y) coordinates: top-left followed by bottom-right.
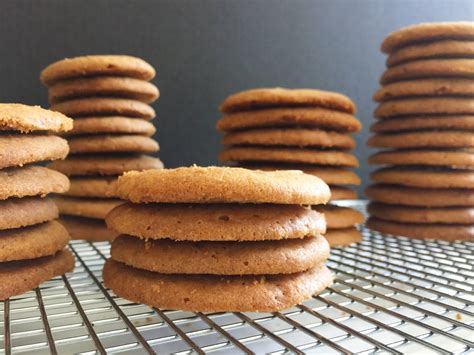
(48, 77), (159, 104)
(221, 128), (355, 149)
(366, 216), (473, 241)
(371, 115), (474, 133)
(111, 234), (329, 275)
(365, 184), (474, 207)
(40, 55), (155, 85)
(68, 135), (159, 154)
(103, 259), (333, 312)
(0, 250), (74, 301)
(54, 196), (122, 219)
(107, 203), (326, 241)
(368, 202), (474, 224)
(220, 147), (359, 167)
(329, 186), (358, 200)
(324, 227), (362, 247)
(116, 166), (331, 205)
(48, 155), (164, 176)
(65, 117), (156, 136)
(66, 177), (118, 198)
(0, 198), (58, 230)
(368, 131), (474, 149)
(59, 216), (118, 241)
(314, 205), (364, 229)
(50, 98), (155, 119)
(0, 103), (73, 133)
(0, 166), (69, 200)
(0, 135), (69, 169)
(220, 87), (356, 114)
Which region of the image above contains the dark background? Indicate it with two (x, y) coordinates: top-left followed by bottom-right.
(0, 0), (472, 194)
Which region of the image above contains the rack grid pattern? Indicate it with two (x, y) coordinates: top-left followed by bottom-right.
(1, 201), (473, 354)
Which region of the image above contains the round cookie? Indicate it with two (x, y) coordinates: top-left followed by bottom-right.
(54, 196), (123, 220)
(106, 203), (326, 241)
(329, 186), (358, 200)
(60, 216), (118, 242)
(0, 103), (72, 133)
(116, 166), (331, 205)
(48, 155), (164, 176)
(40, 55), (155, 85)
(65, 117), (156, 136)
(373, 79), (474, 102)
(68, 135), (159, 154)
(0, 166), (69, 200)
(366, 216), (473, 241)
(50, 98), (155, 119)
(371, 115), (474, 133)
(220, 87), (356, 114)
(66, 177), (118, 198)
(0, 197), (58, 230)
(381, 22), (474, 53)
(313, 205), (364, 229)
(103, 259), (333, 312)
(368, 202), (474, 224)
(220, 147), (359, 167)
(217, 108), (362, 132)
(221, 128), (355, 149)
(380, 59), (474, 85)
(0, 135), (69, 169)
(48, 77), (159, 104)
(111, 234), (329, 275)
(368, 131), (474, 149)
(0, 221), (70, 262)
(324, 227), (362, 247)
(0, 250), (74, 301)
(369, 149), (474, 169)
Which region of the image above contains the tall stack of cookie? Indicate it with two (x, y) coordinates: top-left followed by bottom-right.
(0, 104), (75, 300)
(367, 22), (474, 241)
(104, 167), (332, 312)
(217, 88), (364, 247)
(40, 55), (163, 241)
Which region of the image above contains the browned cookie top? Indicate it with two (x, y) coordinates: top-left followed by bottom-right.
(68, 135), (159, 154)
(65, 117), (156, 136)
(368, 130), (474, 149)
(313, 205), (364, 229)
(0, 198), (58, 230)
(370, 115), (474, 133)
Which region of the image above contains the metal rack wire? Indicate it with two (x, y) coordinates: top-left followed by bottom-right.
(1, 201), (473, 354)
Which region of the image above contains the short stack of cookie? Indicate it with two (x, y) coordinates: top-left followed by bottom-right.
(217, 88), (364, 246)
(0, 104), (75, 300)
(40, 55), (163, 241)
(104, 167), (332, 312)
(367, 22), (474, 241)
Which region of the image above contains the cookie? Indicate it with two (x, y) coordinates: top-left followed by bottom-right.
(68, 135), (159, 154)
(48, 77), (159, 104)
(368, 202), (474, 224)
(330, 186), (358, 200)
(221, 128), (355, 149)
(0, 197), (58, 230)
(365, 184), (474, 207)
(387, 40), (474, 67)
(107, 203), (326, 241)
(103, 259), (333, 312)
(369, 149), (474, 169)
(371, 167), (474, 189)
(380, 59), (474, 85)
(324, 227), (362, 247)
(0, 250), (74, 300)
(65, 117), (156, 136)
(220, 87), (356, 114)
(60, 216), (118, 241)
(111, 234), (329, 275)
(0, 135), (69, 169)
(381, 22), (474, 53)
(219, 147), (359, 167)
(0, 166), (69, 200)
(0, 221), (70, 262)
(54, 196), (123, 219)
(370, 115), (474, 133)
(40, 55), (155, 85)
(313, 205), (364, 229)
(0, 103), (73, 133)
(48, 155), (164, 176)
(366, 216), (473, 241)
(217, 108), (362, 132)
(373, 79), (474, 102)
(50, 98), (155, 119)
(66, 177), (118, 198)
(368, 131), (474, 149)
(116, 166), (331, 205)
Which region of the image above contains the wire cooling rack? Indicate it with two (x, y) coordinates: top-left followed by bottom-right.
(1, 201), (473, 354)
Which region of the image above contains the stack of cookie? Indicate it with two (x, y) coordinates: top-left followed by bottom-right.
(40, 55), (163, 241)
(367, 22), (474, 241)
(0, 104), (75, 300)
(217, 88), (364, 246)
(104, 167), (332, 312)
